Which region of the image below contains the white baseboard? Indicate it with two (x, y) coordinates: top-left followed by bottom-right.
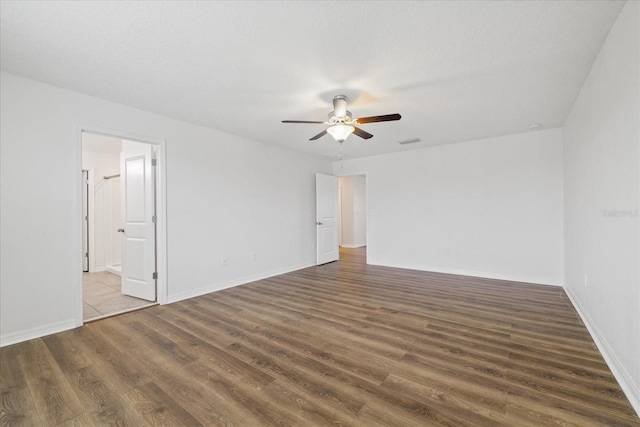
(563, 286), (640, 417)
(166, 262), (316, 304)
(366, 260), (562, 287)
(104, 265), (121, 276)
(1, 319), (77, 347)
(340, 243), (366, 248)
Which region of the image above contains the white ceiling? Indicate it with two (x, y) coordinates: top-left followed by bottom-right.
(0, 1), (625, 160)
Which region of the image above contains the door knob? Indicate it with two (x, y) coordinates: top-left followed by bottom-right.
(117, 228), (125, 233)
(316, 222), (323, 225)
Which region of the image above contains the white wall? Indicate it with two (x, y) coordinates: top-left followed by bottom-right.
(339, 176), (353, 247)
(0, 71), (331, 345)
(108, 177), (122, 268)
(352, 175), (367, 247)
(339, 175), (367, 248)
(334, 128), (565, 285)
(81, 147), (121, 270)
(563, 1), (639, 412)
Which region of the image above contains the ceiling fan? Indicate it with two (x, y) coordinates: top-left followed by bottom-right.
(282, 95), (401, 143)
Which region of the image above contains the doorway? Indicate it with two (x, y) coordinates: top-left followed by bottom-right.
(80, 131), (162, 322)
(315, 173), (368, 265)
(338, 174), (367, 250)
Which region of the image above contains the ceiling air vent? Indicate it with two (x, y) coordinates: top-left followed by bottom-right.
(397, 138), (421, 145)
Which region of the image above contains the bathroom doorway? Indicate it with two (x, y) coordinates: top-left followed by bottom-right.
(81, 131), (157, 321)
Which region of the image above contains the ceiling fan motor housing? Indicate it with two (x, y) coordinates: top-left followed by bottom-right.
(328, 110), (352, 124)
(332, 95), (349, 118)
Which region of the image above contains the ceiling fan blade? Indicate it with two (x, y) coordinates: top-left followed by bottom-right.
(353, 127), (373, 140)
(309, 130), (328, 141)
(355, 113), (401, 124)
(282, 120), (325, 124)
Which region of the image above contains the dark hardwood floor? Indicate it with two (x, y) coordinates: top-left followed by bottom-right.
(1, 247), (638, 426)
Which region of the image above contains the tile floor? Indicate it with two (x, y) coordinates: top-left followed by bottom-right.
(83, 271), (156, 322)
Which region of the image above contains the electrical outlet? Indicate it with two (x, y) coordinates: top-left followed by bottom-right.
(251, 252), (256, 261)
(222, 257), (228, 266)
(584, 275), (588, 287)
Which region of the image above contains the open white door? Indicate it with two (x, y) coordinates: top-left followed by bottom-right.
(316, 173), (339, 265)
(120, 144), (156, 301)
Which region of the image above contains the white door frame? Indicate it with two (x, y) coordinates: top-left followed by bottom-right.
(76, 124), (168, 327)
(86, 169), (96, 273)
(82, 169), (96, 272)
(335, 171), (368, 264)
(82, 170), (89, 272)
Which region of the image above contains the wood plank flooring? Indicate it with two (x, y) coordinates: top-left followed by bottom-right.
(2, 247), (638, 426)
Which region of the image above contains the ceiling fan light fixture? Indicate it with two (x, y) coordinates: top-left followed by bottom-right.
(327, 124), (355, 142)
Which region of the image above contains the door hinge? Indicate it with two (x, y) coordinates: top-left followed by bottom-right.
(151, 158), (157, 166)
(152, 215), (157, 223)
(85, 253), (88, 258)
(152, 272), (158, 279)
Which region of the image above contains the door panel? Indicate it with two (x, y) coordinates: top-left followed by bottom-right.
(321, 227), (336, 253)
(125, 157), (145, 221)
(316, 173), (339, 264)
(120, 145), (156, 301)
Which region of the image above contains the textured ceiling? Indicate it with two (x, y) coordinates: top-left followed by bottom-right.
(0, 1), (625, 159)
